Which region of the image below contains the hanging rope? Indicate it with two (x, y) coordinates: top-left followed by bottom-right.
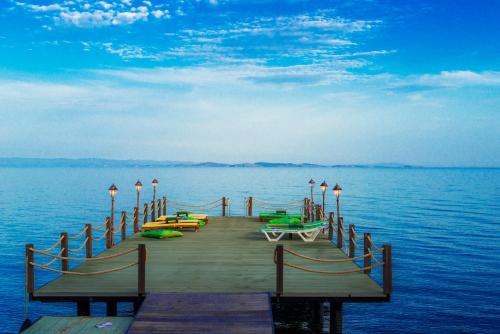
(252, 197), (303, 206)
(282, 261), (384, 275)
(92, 221), (107, 231)
(30, 247), (137, 262)
(67, 226), (88, 240)
(38, 236), (64, 253)
(366, 236), (384, 252)
(92, 228), (109, 241)
(283, 247), (372, 263)
(36, 248), (65, 267)
(31, 261), (139, 275)
(68, 237), (89, 253)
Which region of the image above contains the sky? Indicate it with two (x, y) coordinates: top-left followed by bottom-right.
(0, 0), (498, 166)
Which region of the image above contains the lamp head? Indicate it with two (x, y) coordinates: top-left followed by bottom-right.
(108, 184), (118, 198)
(333, 183), (342, 199)
(135, 180), (142, 192)
(320, 180), (328, 194)
(309, 178), (315, 188)
(152, 178), (158, 188)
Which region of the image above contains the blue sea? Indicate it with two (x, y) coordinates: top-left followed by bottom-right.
(0, 167), (499, 333)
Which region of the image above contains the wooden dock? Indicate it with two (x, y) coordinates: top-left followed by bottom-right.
(128, 293), (274, 334)
(31, 216), (387, 303)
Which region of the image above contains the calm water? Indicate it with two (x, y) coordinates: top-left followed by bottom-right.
(0, 167), (499, 333)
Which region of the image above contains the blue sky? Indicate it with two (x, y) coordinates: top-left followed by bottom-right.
(0, 0), (498, 166)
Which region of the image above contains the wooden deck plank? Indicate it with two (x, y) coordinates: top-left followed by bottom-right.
(33, 217), (385, 301)
(22, 316), (133, 334)
(127, 293), (274, 334)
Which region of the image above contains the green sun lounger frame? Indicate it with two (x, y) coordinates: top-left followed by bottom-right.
(259, 220), (326, 242)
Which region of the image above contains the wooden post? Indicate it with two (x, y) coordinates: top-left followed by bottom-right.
(248, 196), (253, 216)
(349, 225), (355, 258)
(133, 207), (139, 233)
(328, 212), (334, 240)
(364, 233), (372, 274)
(162, 196), (167, 216)
(85, 224), (92, 258)
(106, 302), (117, 316)
(138, 244), (146, 295)
(151, 201), (155, 222)
(383, 244), (392, 294)
(157, 199), (161, 219)
(276, 244), (284, 297)
(61, 232), (68, 271)
(143, 203), (148, 224)
(26, 244), (34, 295)
(222, 197), (226, 216)
(337, 218), (343, 249)
(106, 217), (112, 249)
(330, 302), (343, 334)
(77, 301), (90, 316)
(121, 211), (127, 241)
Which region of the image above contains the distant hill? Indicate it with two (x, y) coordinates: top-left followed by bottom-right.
(0, 157), (491, 169)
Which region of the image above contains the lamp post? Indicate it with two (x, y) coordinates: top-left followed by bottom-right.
(135, 180), (142, 210)
(333, 183), (342, 225)
(309, 178), (315, 204)
(320, 180), (328, 213)
(152, 178), (158, 221)
(108, 184), (118, 224)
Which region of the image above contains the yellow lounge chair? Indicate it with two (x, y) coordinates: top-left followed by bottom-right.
(142, 220), (199, 232)
(188, 214), (208, 223)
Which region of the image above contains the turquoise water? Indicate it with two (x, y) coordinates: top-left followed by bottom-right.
(0, 167), (499, 333)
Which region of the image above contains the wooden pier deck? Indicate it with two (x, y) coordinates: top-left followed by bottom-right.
(128, 293), (274, 334)
(32, 216), (386, 302)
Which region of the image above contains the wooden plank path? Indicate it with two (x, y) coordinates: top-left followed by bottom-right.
(22, 316), (133, 333)
(128, 293), (274, 334)
(33, 216), (386, 302)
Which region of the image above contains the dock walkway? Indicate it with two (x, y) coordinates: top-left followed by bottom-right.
(128, 293), (274, 334)
(32, 216), (386, 302)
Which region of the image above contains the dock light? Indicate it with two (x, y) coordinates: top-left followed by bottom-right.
(309, 178), (315, 204)
(135, 180), (142, 210)
(108, 184), (118, 224)
(320, 180), (328, 213)
(333, 183), (342, 226)
(333, 183), (342, 199)
(152, 178), (158, 221)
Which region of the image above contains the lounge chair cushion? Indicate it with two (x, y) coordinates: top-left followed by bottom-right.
(142, 229), (183, 239)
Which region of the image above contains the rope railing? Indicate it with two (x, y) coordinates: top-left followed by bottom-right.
(92, 221), (107, 231)
(67, 237), (89, 253)
(283, 247), (372, 263)
(92, 228), (109, 241)
(252, 197), (304, 206)
(37, 236), (64, 253)
(67, 226), (88, 240)
(31, 261), (139, 276)
(366, 235), (384, 252)
(30, 247), (137, 262)
(36, 248), (64, 267)
(167, 198), (222, 209)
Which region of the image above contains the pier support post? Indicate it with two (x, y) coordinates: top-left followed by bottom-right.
(162, 197), (167, 216)
(143, 204), (148, 224)
(222, 197), (227, 216)
(138, 244), (146, 295)
(328, 212), (334, 240)
(121, 211), (127, 241)
(85, 224), (92, 258)
(106, 217), (112, 249)
(106, 302), (117, 316)
(312, 303), (322, 333)
(77, 301), (90, 316)
(157, 199), (161, 219)
(25, 244), (34, 295)
(61, 232), (68, 271)
(349, 225), (355, 258)
(364, 233), (372, 274)
(329, 303), (343, 334)
(133, 207), (139, 233)
(383, 244), (392, 294)
(336, 218), (343, 250)
(275, 244), (284, 298)
(248, 197), (253, 216)
(151, 201), (155, 222)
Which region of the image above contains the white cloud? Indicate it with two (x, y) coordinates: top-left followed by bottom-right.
(15, 0), (169, 27)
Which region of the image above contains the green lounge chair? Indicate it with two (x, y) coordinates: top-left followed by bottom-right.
(259, 210), (305, 222)
(259, 221), (326, 242)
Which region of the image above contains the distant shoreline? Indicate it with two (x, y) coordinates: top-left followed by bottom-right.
(0, 158), (497, 169)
